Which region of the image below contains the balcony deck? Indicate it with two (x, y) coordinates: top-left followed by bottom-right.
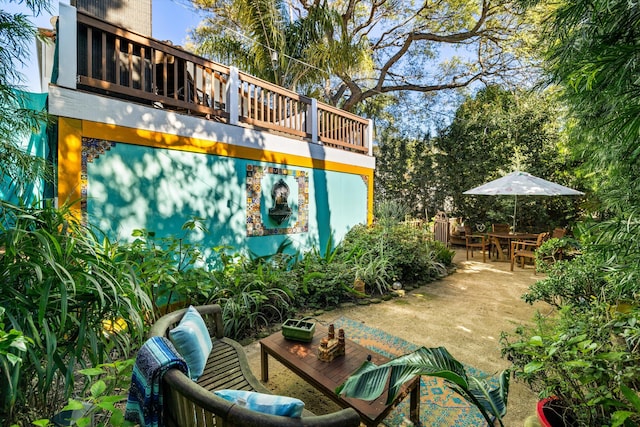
(68, 11), (371, 155)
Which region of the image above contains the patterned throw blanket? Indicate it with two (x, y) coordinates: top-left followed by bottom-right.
(124, 336), (188, 427)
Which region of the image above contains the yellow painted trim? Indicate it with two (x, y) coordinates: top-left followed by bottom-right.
(58, 118), (83, 217)
(366, 169), (375, 225)
(81, 121), (374, 176)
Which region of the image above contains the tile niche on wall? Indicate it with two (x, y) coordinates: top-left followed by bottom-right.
(246, 164), (309, 237)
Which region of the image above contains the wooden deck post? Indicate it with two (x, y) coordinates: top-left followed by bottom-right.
(367, 118), (374, 156)
(227, 66), (239, 125)
(310, 98), (319, 144)
(57, 3), (78, 90)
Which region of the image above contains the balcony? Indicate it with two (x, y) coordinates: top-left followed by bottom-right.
(66, 11), (371, 155)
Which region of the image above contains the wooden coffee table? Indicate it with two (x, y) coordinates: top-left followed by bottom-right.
(260, 323), (420, 426)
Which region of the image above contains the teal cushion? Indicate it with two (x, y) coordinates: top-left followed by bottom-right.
(214, 390), (305, 418)
(169, 306), (212, 381)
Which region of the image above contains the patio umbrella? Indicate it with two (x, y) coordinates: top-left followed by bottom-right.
(463, 171), (584, 232)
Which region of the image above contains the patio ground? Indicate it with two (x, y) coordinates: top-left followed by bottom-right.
(244, 248), (548, 426)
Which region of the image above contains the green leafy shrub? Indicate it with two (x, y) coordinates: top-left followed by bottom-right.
(206, 249), (295, 340)
(502, 302), (640, 426)
(431, 240), (455, 267)
(119, 227), (299, 340)
(503, 241), (640, 427)
(51, 358), (135, 427)
(0, 201), (150, 425)
(0, 307), (31, 421)
(523, 252), (606, 309)
(351, 241), (392, 295)
(534, 237), (581, 273)
(296, 259), (353, 308)
(117, 219), (219, 318)
(374, 200), (412, 227)
(283, 236), (355, 309)
(341, 222), (451, 286)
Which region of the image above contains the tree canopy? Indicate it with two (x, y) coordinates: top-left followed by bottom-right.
(375, 85), (582, 229)
(186, 0), (546, 111)
(518, 0), (640, 292)
(433, 85), (582, 228)
(374, 130), (435, 218)
(535, 0), (640, 215)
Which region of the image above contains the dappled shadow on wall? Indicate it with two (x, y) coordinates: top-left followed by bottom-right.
(82, 137), (245, 249)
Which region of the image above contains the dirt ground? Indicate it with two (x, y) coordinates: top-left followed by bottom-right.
(244, 248), (550, 426)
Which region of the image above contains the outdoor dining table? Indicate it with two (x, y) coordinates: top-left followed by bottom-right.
(487, 232), (540, 261)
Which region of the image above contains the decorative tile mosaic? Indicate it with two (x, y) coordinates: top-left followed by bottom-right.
(81, 138), (117, 225)
(246, 164), (309, 237)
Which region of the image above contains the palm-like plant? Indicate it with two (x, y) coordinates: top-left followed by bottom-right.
(192, 0), (287, 85)
(191, 0), (371, 97)
(336, 346), (509, 427)
(0, 200), (151, 423)
(1, 2), (54, 198)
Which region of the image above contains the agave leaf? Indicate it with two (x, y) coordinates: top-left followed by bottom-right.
(466, 369), (510, 423)
(335, 360), (389, 400)
(337, 346), (509, 426)
(337, 347), (469, 405)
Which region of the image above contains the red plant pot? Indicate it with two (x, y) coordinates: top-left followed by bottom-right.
(537, 397), (556, 427)
(537, 397), (577, 427)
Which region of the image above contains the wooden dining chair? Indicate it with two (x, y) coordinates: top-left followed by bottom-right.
(510, 232), (550, 274)
(465, 226), (489, 262)
(490, 223), (511, 259)
(492, 223), (511, 233)
(552, 227), (567, 239)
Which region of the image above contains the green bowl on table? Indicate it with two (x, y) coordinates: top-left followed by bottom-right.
(282, 318), (316, 342)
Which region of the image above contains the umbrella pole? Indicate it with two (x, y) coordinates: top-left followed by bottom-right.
(513, 194), (517, 233)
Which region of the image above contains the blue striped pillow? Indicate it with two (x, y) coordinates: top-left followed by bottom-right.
(214, 390), (305, 417)
(169, 306), (213, 381)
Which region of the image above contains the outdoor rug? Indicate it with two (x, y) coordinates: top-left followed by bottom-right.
(332, 317), (496, 427)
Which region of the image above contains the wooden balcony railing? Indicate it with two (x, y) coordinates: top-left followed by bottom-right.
(318, 103), (368, 152)
(67, 11), (371, 155)
(238, 73), (310, 139)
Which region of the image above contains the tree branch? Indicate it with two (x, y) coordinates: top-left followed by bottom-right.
(373, 0), (490, 92)
(342, 73), (485, 111)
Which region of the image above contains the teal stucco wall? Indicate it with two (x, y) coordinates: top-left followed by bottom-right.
(1, 91), (51, 206)
(85, 140), (368, 257)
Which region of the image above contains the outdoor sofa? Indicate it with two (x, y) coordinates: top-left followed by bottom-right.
(149, 304), (361, 427)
